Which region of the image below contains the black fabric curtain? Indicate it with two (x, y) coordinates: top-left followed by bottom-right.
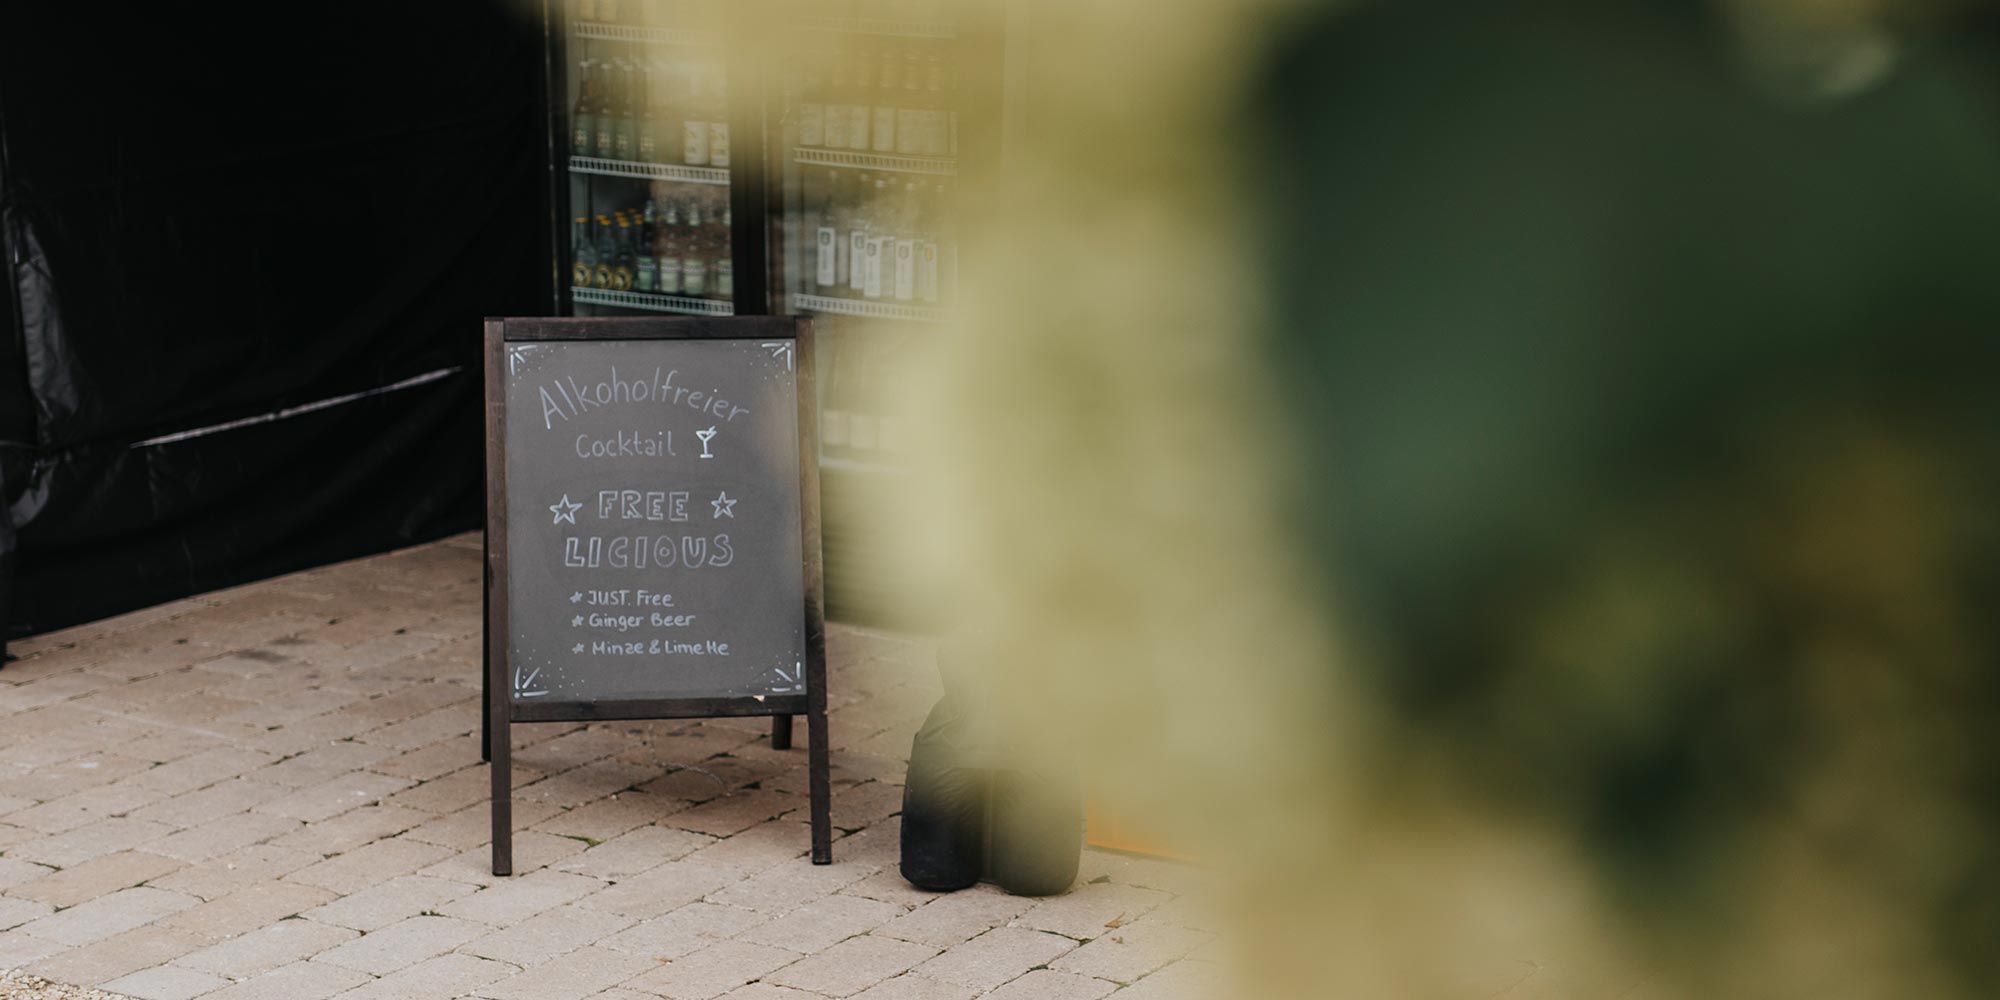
(0, 2), (552, 644)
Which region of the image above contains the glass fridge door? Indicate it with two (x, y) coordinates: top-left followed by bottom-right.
(549, 0), (761, 318)
(766, 2), (968, 473)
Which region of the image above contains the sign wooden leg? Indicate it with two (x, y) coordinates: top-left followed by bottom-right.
(480, 609), (492, 763)
(771, 714), (793, 751)
(808, 700), (832, 864)
(489, 652), (513, 877)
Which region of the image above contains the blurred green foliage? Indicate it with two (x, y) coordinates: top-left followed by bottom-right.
(1259, 0), (2000, 993)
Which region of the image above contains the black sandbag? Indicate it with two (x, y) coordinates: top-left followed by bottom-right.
(988, 768), (1083, 897)
(900, 698), (988, 891)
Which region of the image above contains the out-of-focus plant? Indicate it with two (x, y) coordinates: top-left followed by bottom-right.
(859, 0), (2000, 996)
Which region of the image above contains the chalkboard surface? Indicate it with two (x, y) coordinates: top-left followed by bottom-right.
(501, 334), (808, 705)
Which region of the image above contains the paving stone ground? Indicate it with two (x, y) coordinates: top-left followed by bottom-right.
(0, 535), (1215, 1000)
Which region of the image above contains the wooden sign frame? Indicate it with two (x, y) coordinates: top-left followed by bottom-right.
(482, 316), (830, 875)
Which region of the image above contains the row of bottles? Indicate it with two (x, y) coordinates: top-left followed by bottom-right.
(574, 0), (956, 28)
(820, 336), (908, 462)
(571, 0), (725, 29)
(571, 190), (734, 300)
(805, 0), (958, 24)
(805, 170), (956, 306)
(791, 42), (956, 159)
(571, 54), (731, 167)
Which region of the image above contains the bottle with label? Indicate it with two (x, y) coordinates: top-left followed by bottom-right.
(814, 170), (844, 296)
(924, 47), (949, 156)
(797, 54), (825, 148)
(592, 215), (616, 288)
(571, 59), (598, 158)
(680, 199), (708, 296)
(681, 67), (709, 166)
(846, 49), (872, 151)
(656, 198), (683, 296)
(863, 178), (892, 299)
(707, 66), (731, 168)
(822, 53), (849, 151)
(711, 198), (734, 300)
(893, 181), (919, 302)
(871, 48), (899, 154)
(613, 62), (638, 161)
(934, 183), (956, 302)
(664, 58), (688, 162)
(635, 200), (658, 292)
(611, 213), (636, 290)
(635, 61), (658, 162)
(571, 216), (595, 288)
(592, 61), (617, 160)
(847, 172), (873, 295)
(896, 49), (923, 156)
(713, 256), (733, 301)
(916, 184), (940, 303)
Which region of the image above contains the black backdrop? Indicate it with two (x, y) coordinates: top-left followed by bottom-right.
(0, 1), (551, 642)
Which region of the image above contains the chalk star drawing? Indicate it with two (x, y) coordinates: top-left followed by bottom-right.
(513, 667), (548, 698)
(761, 341), (795, 371)
(571, 615), (584, 627)
(507, 344), (539, 376)
(549, 495), (581, 525)
(770, 662), (804, 694)
(572, 642), (586, 654)
(696, 425), (718, 459)
(711, 492), (737, 519)
(569, 591), (583, 603)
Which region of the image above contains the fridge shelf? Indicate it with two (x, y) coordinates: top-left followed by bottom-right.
(571, 20), (723, 48)
(574, 287), (735, 316)
(570, 157), (730, 186)
(792, 147), (956, 176)
(795, 15), (956, 39)
(792, 294), (949, 323)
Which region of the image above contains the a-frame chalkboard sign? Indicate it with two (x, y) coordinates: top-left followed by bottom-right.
(483, 316), (829, 876)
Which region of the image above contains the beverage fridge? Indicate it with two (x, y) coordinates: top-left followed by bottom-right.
(544, 0), (1003, 621)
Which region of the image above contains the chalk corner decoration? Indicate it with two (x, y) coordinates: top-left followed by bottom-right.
(482, 316), (828, 875)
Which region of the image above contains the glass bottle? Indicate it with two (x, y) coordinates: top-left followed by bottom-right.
(797, 53), (825, 149)
(635, 61), (658, 162)
(707, 66), (731, 169)
(896, 48), (923, 156)
(613, 62), (638, 162)
(847, 172), (873, 296)
(846, 47), (872, 151)
(893, 180), (918, 302)
(592, 61), (618, 160)
(814, 170), (844, 296)
(592, 215), (615, 288)
(656, 198), (683, 296)
(570, 216), (594, 288)
(682, 67), (710, 166)
(570, 59), (598, 158)
(871, 48), (899, 154)
(635, 199), (658, 292)
(680, 198), (708, 296)
(823, 52), (849, 151)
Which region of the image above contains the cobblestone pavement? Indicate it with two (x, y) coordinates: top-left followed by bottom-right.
(0, 535), (1215, 1000)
